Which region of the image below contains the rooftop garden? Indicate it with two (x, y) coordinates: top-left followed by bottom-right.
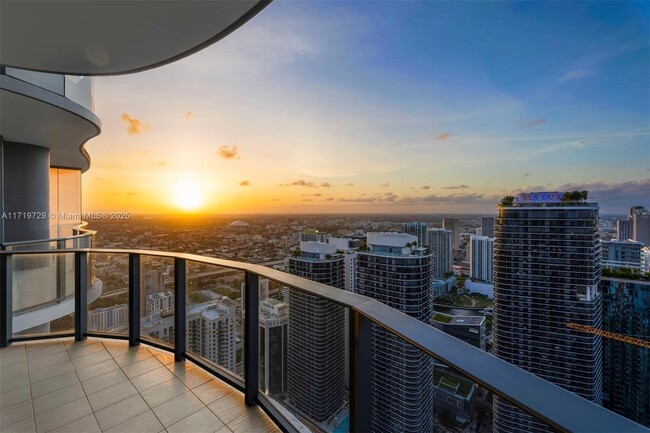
(433, 313), (453, 323)
(433, 370), (474, 399)
(499, 190), (591, 207)
(602, 267), (650, 281)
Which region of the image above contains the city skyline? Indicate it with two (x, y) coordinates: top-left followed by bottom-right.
(83, 1), (649, 215)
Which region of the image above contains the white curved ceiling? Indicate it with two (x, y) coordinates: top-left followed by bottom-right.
(0, 0), (269, 75)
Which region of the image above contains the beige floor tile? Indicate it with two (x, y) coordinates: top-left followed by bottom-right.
(0, 385), (31, 409)
(1, 417), (35, 433)
(167, 407), (225, 433)
(191, 379), (235, 405)
(227, 406), (281, 433)
(66, 341), (105, 359)
(87, 380), (138, 412)
(174, 366), (213, 389)
(34, 396), (92, 432)
(94, 394), (150, 431)
(130, 366), (175, 392)
(207, 391), (247, 425)
(122, 356), (164, 379)
(112, 347), (154, 367)
(105, 410), (164, 433)
(30, 371), (79, 398)
(0, 400), (33, 428)
(75, 358), (119, 381)
(70, 349), (112, 370)
(140, 377), (188, 408)
(80, 368), (128, 396)
(26, 351), (70, 371)
(152, 390), (204, 427)
(33, 383), (85, 415)
(49, 414), (101, 433)
(28, 360), (75, 384)
(1, 372), (30, 393)
(0, 348), (27, 368)
(25, 343), (66, 360)
(1, 361), (28, 379)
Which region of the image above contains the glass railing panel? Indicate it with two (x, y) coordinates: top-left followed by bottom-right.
(4, 67), (65, 95)
(64, 75), (94, 111)
(140, 255), (175, 346)
(11, 252), (75, 337)
(261, 285), (348, 432)
(87, 252), (127, 335)
(185, 261), (244, 379)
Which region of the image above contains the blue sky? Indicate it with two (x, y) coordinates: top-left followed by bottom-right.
(85, 1), (649, 214)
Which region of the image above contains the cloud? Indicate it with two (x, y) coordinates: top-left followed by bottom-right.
(184, 111), (193, 120)
(345, 183), (354, 186)
(239, 180), (250, 186)
(217, 145), (239, 160)
(557, 70), (595, 83)
(320, 182), (332, 188)
(158, 161), (167, 167)
(380, 182), (390, 188)
(522, 172), (530, 177)
(435, 133), (452, 141)
(419, 185), (431, 190)
(126, 191), (137, 196)
(279, 180), (333, 188)
(121, 113), (149, 135)
(555, 179), (650, 208)
(301, 199), (313, 202)
(313, 193), (322, 197)
(324, 198), (334, 202)
(516, 118), (547, 128)
(441, 185), (468, 190)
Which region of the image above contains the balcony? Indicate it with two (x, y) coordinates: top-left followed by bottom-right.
(0, 247), (647, 433)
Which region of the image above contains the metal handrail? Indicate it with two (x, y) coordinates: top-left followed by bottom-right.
(0, 247), (647, 433)
(1, 222), (96, 248)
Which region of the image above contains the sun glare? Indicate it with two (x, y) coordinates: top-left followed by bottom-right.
(171, 178), (205, 211)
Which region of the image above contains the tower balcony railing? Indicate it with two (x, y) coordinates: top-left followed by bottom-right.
(0, 247), (647, 433)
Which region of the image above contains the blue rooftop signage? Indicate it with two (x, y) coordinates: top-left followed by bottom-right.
(515, 192), (564, 204)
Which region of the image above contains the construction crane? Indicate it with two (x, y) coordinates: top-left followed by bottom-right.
(566, 323), (650, 349)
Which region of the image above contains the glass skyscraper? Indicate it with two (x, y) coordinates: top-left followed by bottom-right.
(493, 194), (603, 433)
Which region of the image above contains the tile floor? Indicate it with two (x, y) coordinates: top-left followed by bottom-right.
(0, 338), (281, 433)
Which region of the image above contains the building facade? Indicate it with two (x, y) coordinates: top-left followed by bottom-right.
(601, 240), (642, 271)
(432, 313), (486, 350)
(443, 218), (460, 250)
(428, 228), (453, 278)
(402, 222), (429, 247)
(600, 277), (650, 428)
(617, 219), (632, 241)
(481, 216), (495, 239)
(469, 235), (494, 283)
(493, 194), (603, 433)
(356, 232), (434, 433)
(631, 207), (650, 247)
(286, 242), (346, 422)
(259, 298), (289, 397)
(88, 304), (128, 332)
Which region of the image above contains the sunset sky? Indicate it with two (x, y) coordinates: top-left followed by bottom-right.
(83, 1), (650, 215)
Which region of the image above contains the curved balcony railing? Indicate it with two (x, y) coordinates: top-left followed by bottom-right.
(0, 248), (646, 433)
(3, 66), (94, 111)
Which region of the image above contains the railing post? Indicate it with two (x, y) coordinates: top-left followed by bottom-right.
(74, 251), (87, 341)
(174, 258), (186, 362)
(243, 271), (259, 407)
(128, 253), (141, 347)
(349, 311), (372, 433)
(1, 253), (13, 347)
(56, 240), (65, 301)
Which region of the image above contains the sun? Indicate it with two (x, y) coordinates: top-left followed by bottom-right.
(171, 178), (205, 211)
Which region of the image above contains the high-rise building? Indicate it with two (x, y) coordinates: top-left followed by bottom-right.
(493, 192), (603, 433)
(428, 228), (453, 278)
(141, 269), (165, 316)
(356, 232), (433, 433)
(259, 298), (289, 397)
(88, 304), (128, 332)
(600, 277), (650, 428)
(187, 299), (238, 372)
(481, 216), (495, 239)
(631, 207), (650, 247)
(299, 229), (329, 243)
(641, 247), (650, 273)
(146, 291), (174, 315)
(470, 235), (494, 283)
(402, 222), (429, 247)
(601, 240), (643, 271)
(617, 219), (632, 241)
(329, 237), (358, 293)
(432, 313), (486, 350)
(286, 241), (346, 422)
(443, 218), (460, 250)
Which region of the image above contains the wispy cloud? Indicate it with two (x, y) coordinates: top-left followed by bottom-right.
(380, 182), (390, 188)
(522, 172), (530, 177)
(345, 183), (354, 186)
(239, 180), (250, 186)
(420, 185), (431, 190)
(435, 133), (452, 141)
(516, 118), (547, 128)
(441, 185), (468, 190)
(184, 111), (194, 120)
(121, 113), (149, 135)
(320, 182), (332, 188)
(557, 70), (595, 83)
(280, 179), (331, 188)
(217, 145), (239, 160)
(158, 161), (167, 167)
